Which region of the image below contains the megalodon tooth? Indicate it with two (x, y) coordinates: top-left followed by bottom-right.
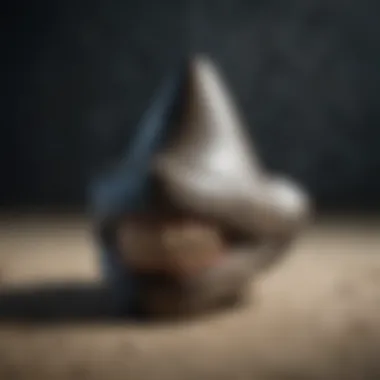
(89, 55), (311, 318)
(155, 55), (311, 240)
(89, 61), (187, 317)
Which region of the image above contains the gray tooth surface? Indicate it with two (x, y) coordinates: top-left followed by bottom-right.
(155, 55), (311, 240)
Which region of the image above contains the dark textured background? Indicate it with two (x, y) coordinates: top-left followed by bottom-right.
(2, 0), (380, 211)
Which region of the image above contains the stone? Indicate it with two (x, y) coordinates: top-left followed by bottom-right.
(116, 214), (226, 278)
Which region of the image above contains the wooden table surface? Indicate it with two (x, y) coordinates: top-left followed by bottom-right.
(0, 214), (379, 380)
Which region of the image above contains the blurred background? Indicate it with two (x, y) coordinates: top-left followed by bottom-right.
(2, 0), (380, 213)
(1, 4), (380, 377)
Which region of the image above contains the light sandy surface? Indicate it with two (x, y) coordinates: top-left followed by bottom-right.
(0, 215), (380, 380)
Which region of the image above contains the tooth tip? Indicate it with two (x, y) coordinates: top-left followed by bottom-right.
(188, 54), (213, 74)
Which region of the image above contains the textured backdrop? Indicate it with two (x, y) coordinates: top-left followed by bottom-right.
(3, 0), (380, 210)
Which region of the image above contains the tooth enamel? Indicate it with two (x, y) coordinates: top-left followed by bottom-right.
(154, 56), (310, 239)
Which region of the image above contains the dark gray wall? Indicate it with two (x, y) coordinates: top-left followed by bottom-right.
(3, 0), (380, 210)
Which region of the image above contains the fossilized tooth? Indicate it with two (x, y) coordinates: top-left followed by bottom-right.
(154, 56), (311, 240)
(90, 64), (187, 227)
(89, 55), (311, 317)
(89, 62), (187, 316)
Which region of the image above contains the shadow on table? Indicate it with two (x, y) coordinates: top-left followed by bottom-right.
(0, 283), (144, 325)
(0, 282), (246, 326)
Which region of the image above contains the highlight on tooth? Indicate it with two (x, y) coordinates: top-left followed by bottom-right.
(155, 55), (311, 238)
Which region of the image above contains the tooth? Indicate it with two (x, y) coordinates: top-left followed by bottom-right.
(154, 55), (311, 239)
